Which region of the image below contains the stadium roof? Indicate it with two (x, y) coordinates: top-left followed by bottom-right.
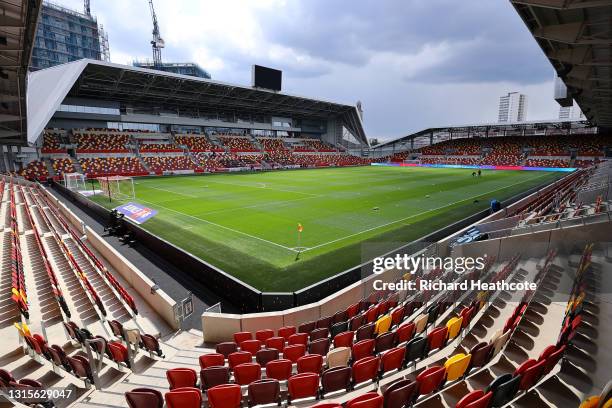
(0, 0), (41, 145)
(27, 59), (368, 146)
(512, 1), (612, 127)
(372, 118), (594, 150)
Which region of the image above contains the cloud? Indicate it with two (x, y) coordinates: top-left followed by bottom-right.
(52, 0), (560, 139)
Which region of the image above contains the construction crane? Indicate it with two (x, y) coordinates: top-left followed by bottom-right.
(148, 0), (165, 68)
(84, 0), (90, 16)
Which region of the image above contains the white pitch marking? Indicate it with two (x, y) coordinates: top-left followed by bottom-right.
(300, 172), (552, 253)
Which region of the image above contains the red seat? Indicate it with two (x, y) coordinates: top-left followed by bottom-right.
(310, 328), (329, 341)
(165, 387), (202, 408)
(265, 336), (285, 352)
(233, 331), (252, 344)
(228, 351), (252, 369)
(352, 339), (375, 361)
(278, 326), (296, 339)
(166, 368), (198, 389)
(381, 347), (406, 374)
(416, 365), (446, 395)
(108, 341), (130, 366)
(391, 308), (405, 327)
(199, 353), (225, 369)
(240, 339), (262, 354)
(216, 342), (238, 357)
(125, 388), (164, 408)
(427, 326), (448, 352)
(283, 344), (306, 363)
(346, 392), (383, 408)
(255, 329), (275, 342)
(297, 354), (323, 374)
(313, 404), (342, 408)
(207, 384), (242, 408)
(288, 333), (308, 346)
(266, 359), (293, 381)
(352, 356), (380, 385)
(346, 303), (360, 319)
(541, 344), (566, 375)
(455, 390), (493, 408)
(333, 331), (354, 348)
(396, 322), (415, 344)
(233, 362), (261, 385)
(365, 305), (380, 323)
(287, 372), (320, 403)
(514, 359), (545, 390)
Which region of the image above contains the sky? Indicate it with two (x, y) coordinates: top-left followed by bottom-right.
(57, 0), (560, 140)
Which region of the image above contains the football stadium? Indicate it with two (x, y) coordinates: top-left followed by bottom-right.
(0, 1), (611, 408)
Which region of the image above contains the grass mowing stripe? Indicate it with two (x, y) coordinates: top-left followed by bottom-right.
(301, 170), (551, 252)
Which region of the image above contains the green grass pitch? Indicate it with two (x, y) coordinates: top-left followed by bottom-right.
(90, 166), (561, 291)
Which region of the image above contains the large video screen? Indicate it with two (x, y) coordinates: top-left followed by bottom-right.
(252, 65), (282, 91)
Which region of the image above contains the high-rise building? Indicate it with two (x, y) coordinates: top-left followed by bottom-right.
(132, 61), (212, 79)
(498, 92), (527, 123)
(559, 102), (585, 120)
(31, 1), (106, 70)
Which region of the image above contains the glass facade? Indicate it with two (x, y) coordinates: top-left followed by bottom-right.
(31, 2), (101, 70)
(132, 61), (212, 79)
(59, 104), (119, 115)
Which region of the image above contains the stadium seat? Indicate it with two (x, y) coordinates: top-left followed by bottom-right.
(446, 316), (463, 340)
(427, 326), (448, 352)
(255, 348), (279, 366)
(228, 351), (253, 369)
(125, 388), (164, 408)
(444, 353), (472, 381)
(333, 331), (354, 348)
(287, 372), (320, 403)
(380, 347), (405, 375)
(283, 344), (306, 363)
(199, 353), (225, 369)
(352, 356), (380, 386)
(317, 316), (333, 329)
(415, 365), (446, 396)
(405, 336), (428, 365)
(67, 355), (94, 383)
(166, 368), (198, 389)
(455, 390), (493, 408)
(207, 384), (242, 408)
(233, 362), (261, 385)
(216, 342), (238, 357)
(346, 392), (384, 408)
(288, 333), (309, 346)
(248, 379), (281, 406)
(309, 338), (331, 356)
(487, 373), (521, 407)
(234, 331), (253, 344)
(108, 341), (130, 367)
(255, 329), (275, 342)
(383, 379), (418, 408)
(265, 337), (286, 352)
(310, 327), (330, 341)
(165, 387), (203, 408)
(356, 323), (376, 341)
(540, 344), (566, 375)
(278, 326), (296, 339)
(414, 314), (428, 334)
(396, 322), (415, 345)
(298, 321), (316, 334)
(374, 315), (392, 334)
(240, 339), (262, 354)
(326, 347), (351, 368)
(514, 358), (545, 390)
(321, 366), (352, 396)
(467, 342), (492, 373)
(331, 321), (349, 338)
(265, 359), (293, 381)
(297, 354), (323, 374)
(375, 332), (396, 354)
(142, 334), (164, 357)
(200, 366), (230, 390)
(352, 339), (375, 361)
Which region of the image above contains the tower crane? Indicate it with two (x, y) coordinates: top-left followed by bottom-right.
(148, 0), (165, 68)
(84, 0), (90, 16)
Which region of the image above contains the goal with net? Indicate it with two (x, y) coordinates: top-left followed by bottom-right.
(64, 172), (86, 193)
(97, 176), (135, 201)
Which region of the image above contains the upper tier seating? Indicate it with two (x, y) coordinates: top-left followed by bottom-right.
(143, 156), (199, 172)
(139, 142), (182, 153)
(76, 133), (130, 152)
(175, 135), (221, 152)
(79, 157), (147, 177)
(218, 136), (259, 152)
(258, 138), (287, 151)
(41, 131), (64, 153)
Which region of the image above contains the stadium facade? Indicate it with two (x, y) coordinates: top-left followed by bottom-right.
(132, 61), (212, 79)
(30, 1), (103, 70)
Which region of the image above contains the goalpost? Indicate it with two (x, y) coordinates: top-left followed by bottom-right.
(64, 172), (86, 193)
(97, 176), (135, 201)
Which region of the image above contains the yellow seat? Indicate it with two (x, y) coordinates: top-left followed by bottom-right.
(578, 396), (599, 408)
(446, 316), (463, 340)
(444, 353), (472, 381)
(374, 314), (392, 334)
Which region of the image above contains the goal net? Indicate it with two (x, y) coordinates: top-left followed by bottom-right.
(97, 176), (135, 201)
(64, 173), (86, 193)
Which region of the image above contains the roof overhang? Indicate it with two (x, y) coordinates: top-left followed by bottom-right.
(373, 118), (594, 150)
(511, 0), (612, 127)
(0, 0), (42, 145)
(27, 59), (368, 146)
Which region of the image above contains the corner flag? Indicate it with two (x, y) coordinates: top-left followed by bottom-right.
(297, 223), (303, 233)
